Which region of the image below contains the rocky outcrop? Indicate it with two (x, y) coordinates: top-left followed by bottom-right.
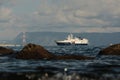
(0, 47), (14, 56)
(56, 55), (94, 60)
(16, 43), (55, 59)
(98, 44), (120, 55)
(16, 43), (94, 60)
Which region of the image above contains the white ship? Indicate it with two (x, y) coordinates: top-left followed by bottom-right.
(55, 34), (89, 46)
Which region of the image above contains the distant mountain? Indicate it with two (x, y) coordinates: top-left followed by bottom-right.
(13, 32), (120, 46)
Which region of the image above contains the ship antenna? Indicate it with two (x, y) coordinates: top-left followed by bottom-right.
(22, 32), (26, 46)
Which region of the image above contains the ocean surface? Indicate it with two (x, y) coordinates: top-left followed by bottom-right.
(0, 45), (120, 80)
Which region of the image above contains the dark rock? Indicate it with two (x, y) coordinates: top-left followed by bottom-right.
(0, 47), (14, 56)
(98, 44), (120, 55)
(16, 43), (94, 60)
(16, 43), (55, 59)
(56, 55), (94, 60)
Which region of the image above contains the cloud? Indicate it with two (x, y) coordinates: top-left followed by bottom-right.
(0, 0), (16, 6)
(0, 7), (12, 23)
(5, 0), (120, 28)
(0, 0), (120, 40)
(32, 0), (120, 29)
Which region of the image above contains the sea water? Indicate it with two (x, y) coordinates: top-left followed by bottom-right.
(0, 45), (120, 80)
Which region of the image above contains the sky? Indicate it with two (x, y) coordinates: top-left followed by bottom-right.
(0, 0), (120, 40)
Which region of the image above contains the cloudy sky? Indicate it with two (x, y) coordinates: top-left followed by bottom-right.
(0, 0), (120, 40)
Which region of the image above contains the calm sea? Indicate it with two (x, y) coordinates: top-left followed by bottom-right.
(0, 45), (120, 80)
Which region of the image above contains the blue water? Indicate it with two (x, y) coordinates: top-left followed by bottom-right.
(0, 45), (120, 79)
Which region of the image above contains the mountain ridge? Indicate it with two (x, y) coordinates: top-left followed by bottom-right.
(13, 32), (120, 46)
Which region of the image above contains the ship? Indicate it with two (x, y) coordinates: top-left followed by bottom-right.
(55, 34), (89, 46)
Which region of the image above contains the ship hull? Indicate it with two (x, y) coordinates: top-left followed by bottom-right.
(56, 42), (71, 46)
(56, 42), (88, 46)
